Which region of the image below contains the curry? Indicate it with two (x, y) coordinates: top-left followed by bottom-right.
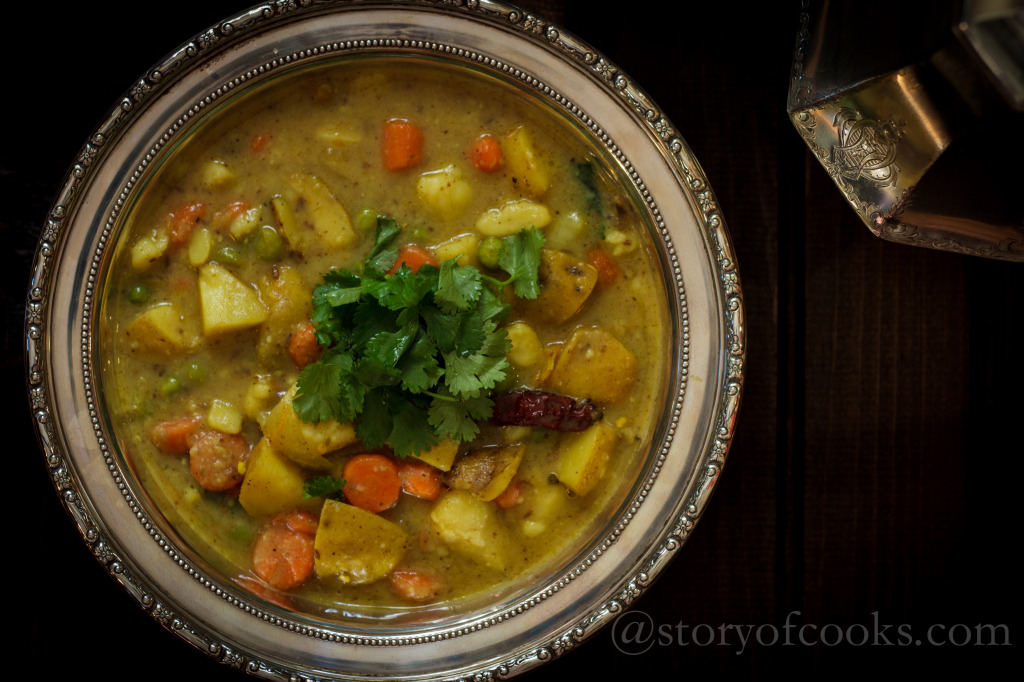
(101, 58), (669, 618)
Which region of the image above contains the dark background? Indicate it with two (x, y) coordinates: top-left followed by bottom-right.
(5, 1), (1019, 678)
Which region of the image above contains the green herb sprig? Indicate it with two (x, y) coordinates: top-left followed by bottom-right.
(292, 218), (544, 457)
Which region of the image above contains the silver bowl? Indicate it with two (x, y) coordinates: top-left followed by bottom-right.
(25, 1), (744, 679)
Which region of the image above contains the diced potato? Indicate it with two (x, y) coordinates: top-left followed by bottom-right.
(187, 227), (213, 267)
(604, 227), (639, 256)
(244, 374), (276, 426)
(430, 490), (510, 571)
(520, 481), (570, 538)
(271, 195), (299, 245)
(505, 321), (542, 367)
(545, 327), (637, 404)
(256, 265), (312, 365)
(123, 302), (197, 354)
(286, 173), (357, 250)
(519, 248), (598, 324)
(416, 164), (473, 221)
(314, 499), (411, 585)
(228, 205), (264, 241)
(431, 233), (480, 269)
(198, 263), (270, 335)
(130, 228), (169, 271)
(262, 384), (358, 470)
(412, 437), (460, 472)
(238, 437), (320, 518)
(555, 422), (618, 496)
(505, 126), (550, 197)
(475, 199), (551, 237)
(207, 399), (243, 435)
(544, 210), (587, 250)
(446, 445), (524, 501)
(201, 159), (236, 190)
(316, 123), (363, 146)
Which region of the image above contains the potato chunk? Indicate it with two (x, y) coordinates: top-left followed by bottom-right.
(417, 164), (473, 221)
(545, 327), (637, 403)
(446, 445), (524, 501)
(555, 422), (618, 496)
(475, 198), (551, 237)
(284, 173), (357, 251)
(123, 302), (197, 354)
(430, 490), (510, 572)
(262, 384), (358, 470)
(198, 263), (269, 335)
(314, 499), (411, 585)
(505, 126), (549, 197)
(412, 437), (460, 472)
(519, 249), (598, 324)
(239, 438), (319, 518)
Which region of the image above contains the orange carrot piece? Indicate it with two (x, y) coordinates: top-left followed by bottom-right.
(211, 200), (250, 230)
(492, 478), (523, 509)
(150, 416), (200, 456)
(388, 568), (445, 603)
(189, 430), (250, 492)
(235, 575), (295, 609)
(166, 202), (207, 247)
(275, 509), (320, 536)
(251, 132), (272, 154)
(587, 245), (622, 288)
(387, 245), (439, 275)
(382, 119), (424, 171)
(398, 458), (444, 501)
(343, 454), (402, 513)
(251, 513), (316, 591)
(469, 134), (504, 172)
(287, 321), (321, 369)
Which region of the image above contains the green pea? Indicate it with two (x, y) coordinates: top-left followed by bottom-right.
(478, 236), (503, 270)
(408, 224), (428, 242)
(159, 375), (183, 397)
(127, 284), (151, 304)
(187, 362), (206, 383)
(356, 208), (378, 232)
(254, 225), (284, 261)
(215, 245), (243, 265)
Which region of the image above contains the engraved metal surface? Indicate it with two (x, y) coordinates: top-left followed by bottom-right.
(25, 1), (744, 679)
(788, 0), (1024, 261)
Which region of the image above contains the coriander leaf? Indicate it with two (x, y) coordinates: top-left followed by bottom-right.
(443, 346), (510, 398)
(355, 386), (393, 449)
(364, 265), (437, 311)
(398, 332), (443, 393)
(304, 475), (346, 500)
(435, 259), (483, 313)
(387, 397), (438, 456)
(364, 217), (402, 277)
(429, 393), (493, 443)
(293, 347), (361, 423)
(498, 227), (545, 299)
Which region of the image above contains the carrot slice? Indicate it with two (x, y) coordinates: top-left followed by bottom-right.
(250, 132), (272, 154)
(166, 202), (207, 247)
(387, 245), (439, 275)
(398, 458), (444, 500)
(388, 568), (445, 602)
(587, 245), (622, 288)
(251, 513), (316, 591)
(189, 430), (250, 492)
(382, 119), (424, 171)
(492, 478), (523, 509)
(343, 454), (402, 512)
(211, 200), (250, 230)
(287, 321), (321, 369)
(469, 134), (504, 172)
(150, 416), (200, 456)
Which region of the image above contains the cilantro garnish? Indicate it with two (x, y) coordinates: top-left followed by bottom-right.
(303, 475), (346, 500)
(292, 218), (545, 457)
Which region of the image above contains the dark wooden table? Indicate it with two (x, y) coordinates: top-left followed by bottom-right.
(5, 1), (1019, 678)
